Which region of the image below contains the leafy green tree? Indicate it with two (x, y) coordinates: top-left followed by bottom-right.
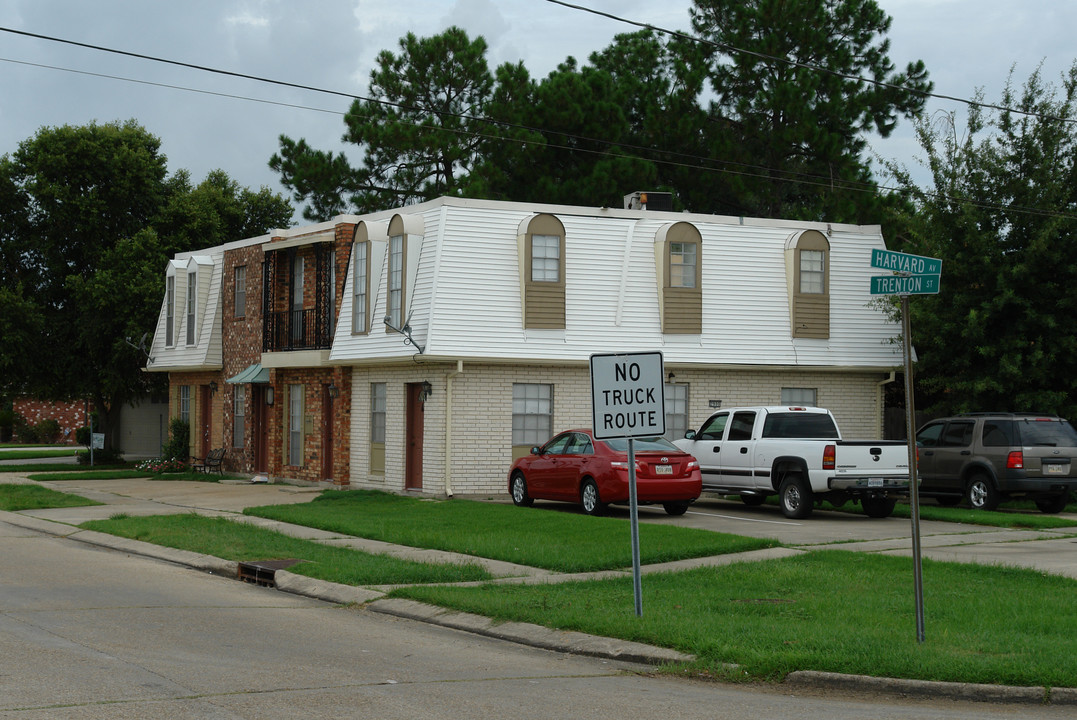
(272, 26), (493, 220)
(470, 57), (657, 207)
(690, 0), (932, 221)
(0, 120), (293, 449)
(888, 64), (1077, 417)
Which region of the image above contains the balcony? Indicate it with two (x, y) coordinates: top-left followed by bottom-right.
(262, 243), (335, 353)
(264, 308), (331, 352)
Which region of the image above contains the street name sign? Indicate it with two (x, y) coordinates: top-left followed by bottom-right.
(870, 273), (941, 296)
(590, 351), (665, 440)
(871, 249), (942, 276)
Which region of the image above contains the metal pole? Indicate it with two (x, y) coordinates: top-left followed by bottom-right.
(628, 437), (642, 617)
(902, 294), (925, 643)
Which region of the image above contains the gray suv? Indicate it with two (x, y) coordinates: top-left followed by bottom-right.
(915, 413), (1077, 513)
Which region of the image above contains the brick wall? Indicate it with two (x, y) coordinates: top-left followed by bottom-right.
(346, 362), (891, 497)
(12, 398), (89, 444)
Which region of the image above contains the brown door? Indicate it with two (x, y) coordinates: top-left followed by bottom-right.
(200, 385), (212, 458)
(405, 383), (424, 490)
(252, 385), (268, 472)
(321, 384), (334, 481)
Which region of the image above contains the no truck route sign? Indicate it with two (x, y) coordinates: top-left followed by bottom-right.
(590, 351), (665, 440)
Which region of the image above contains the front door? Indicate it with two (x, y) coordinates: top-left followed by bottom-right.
(199, 385), (213, 459)
(321, 384), (334, 481)
(252, 385), (268, 472)
(405, 383), (424, 490)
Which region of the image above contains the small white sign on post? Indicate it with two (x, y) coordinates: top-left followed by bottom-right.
(590, 351), (665, 440)
(91, 433), (105, 450)
(589, 351), (665, 619)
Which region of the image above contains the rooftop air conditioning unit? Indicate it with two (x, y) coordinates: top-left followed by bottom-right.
(624, 191), (673, 211)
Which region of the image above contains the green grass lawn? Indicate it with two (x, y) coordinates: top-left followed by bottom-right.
(391, 551), (1077, 688)
(81, 513), (492, 586)
(0, 449), (78, 461)
(0, 463), (130, 474)
(244, 490), (777, 573)
(0, 484), (103, 511)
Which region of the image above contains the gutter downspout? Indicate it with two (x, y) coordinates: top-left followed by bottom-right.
(444, 360), (463, 497)
(877, 371), (897, 438)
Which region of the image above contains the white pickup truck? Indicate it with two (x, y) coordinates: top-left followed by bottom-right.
(674, 406), (910, 519)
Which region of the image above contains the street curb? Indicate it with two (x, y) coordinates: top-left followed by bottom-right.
(6, 508), (1077, 705)
(784, 670), (1074, 705)
(365, 597), (695, 666)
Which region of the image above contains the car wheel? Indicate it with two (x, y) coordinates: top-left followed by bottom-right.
(663, 501), (689, 516)
(778, 473), (813, 519)
(861, 495), (897, 518)
(739, 493), (766, 507)
(966, 473), (1000, 511)
(580, 479), (605, 515)
(1034, 493), (1069, 514)
(510, 472), (534, 507)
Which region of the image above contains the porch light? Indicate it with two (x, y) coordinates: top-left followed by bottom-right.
(419, 381), (433, 402)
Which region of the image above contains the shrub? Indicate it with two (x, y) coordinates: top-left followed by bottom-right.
(136, 457), (188, 474)
(76, 448), (124, 464)
(161, 418), (190, 464)
(13, 413), (39, 443)
(35, 418), (61, 444)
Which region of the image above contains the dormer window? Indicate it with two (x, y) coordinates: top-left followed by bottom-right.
(655, 222), (702, 334)
(519, 214), (566, 329)
(387, 234), (404, 329)
(786, 229), (830, 339)
(186, 271), (196, 345)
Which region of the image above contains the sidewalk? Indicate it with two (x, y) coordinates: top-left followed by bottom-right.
(3, 475), (1076, 705)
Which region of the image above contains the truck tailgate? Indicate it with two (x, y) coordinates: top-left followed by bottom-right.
(832, 441), (910, 488)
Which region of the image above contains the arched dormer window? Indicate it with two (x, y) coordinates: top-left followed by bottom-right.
(786, 229), (830, 339)
(384, 214), (424, 333)
(518, 214), (566, 329)
(654, 222), (702, 334)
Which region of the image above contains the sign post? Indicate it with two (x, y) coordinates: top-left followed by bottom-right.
(870, 249), (942, 644)
(590, 351), (665, 617)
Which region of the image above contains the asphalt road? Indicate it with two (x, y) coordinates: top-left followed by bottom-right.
(2, 514), (1074, 720)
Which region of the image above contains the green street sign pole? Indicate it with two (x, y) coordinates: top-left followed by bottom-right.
(901, 294), (926, 644)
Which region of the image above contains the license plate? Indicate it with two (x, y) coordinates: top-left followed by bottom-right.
(1043, 463), (1070, 475)
(867, 477), (884, 488)
(655, 465), (673, 475)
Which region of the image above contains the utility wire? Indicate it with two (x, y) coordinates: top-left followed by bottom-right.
(1, 25), (1074, 222)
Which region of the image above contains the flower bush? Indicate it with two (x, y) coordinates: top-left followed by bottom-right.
(136, 457), (188, 474)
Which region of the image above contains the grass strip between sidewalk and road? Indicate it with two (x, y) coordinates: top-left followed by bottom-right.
(80, 513), (493, 586)
(0, 484), (103, 511)
(244, 490), (776, 573)
(390, 551), (1077, 688)
(0, 449), (79, 461)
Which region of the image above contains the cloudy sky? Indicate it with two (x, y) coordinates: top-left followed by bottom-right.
(1, 0), (1074, 221)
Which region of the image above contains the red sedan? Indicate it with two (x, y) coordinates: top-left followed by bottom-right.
(508, 429), (702, 515)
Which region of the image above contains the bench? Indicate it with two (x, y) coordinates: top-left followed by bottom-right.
(191, 448), (226, 474)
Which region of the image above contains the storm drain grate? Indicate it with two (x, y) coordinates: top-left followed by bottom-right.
(237, 559), (303, 588)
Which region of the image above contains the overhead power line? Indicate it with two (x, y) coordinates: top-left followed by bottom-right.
(1, 23), (1074, 223)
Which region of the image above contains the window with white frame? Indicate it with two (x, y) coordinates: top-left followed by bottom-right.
(353, 241), (368, 333)
(288, 384), (303, 466)
(179, 385), (190, 424)
(186, 271), (196, 345)
(512, 383), (553, 447)
(165, 275), (175, 346)
(799, 250), (825, 294)
(530, 234), (560, 282)
(233, 386), (245, 448)
(387, 235), (403, 328)
(234, 265), (246, 318)
(371, 383), (386, 443)
(669, 242), (697, 288)
(781, 387), (817, 406)
(664, 383), (689, 440)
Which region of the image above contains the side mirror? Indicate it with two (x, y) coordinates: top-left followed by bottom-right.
(530, 446), (541, 455)
(684, 430), (696, 440)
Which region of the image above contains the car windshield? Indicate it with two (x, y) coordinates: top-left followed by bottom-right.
(1017, 419), (1077, 447)
(602, 436), (680, 453)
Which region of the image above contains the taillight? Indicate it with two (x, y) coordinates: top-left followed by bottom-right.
(687, 460), (699, 470)
(823, 444), (835, 470)
(1007, 451), (1024, 469)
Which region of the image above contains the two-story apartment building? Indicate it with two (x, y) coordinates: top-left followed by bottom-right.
(147, 195), (904, 495)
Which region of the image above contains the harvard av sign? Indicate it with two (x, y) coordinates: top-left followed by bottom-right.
(589, 351), (665, 440)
